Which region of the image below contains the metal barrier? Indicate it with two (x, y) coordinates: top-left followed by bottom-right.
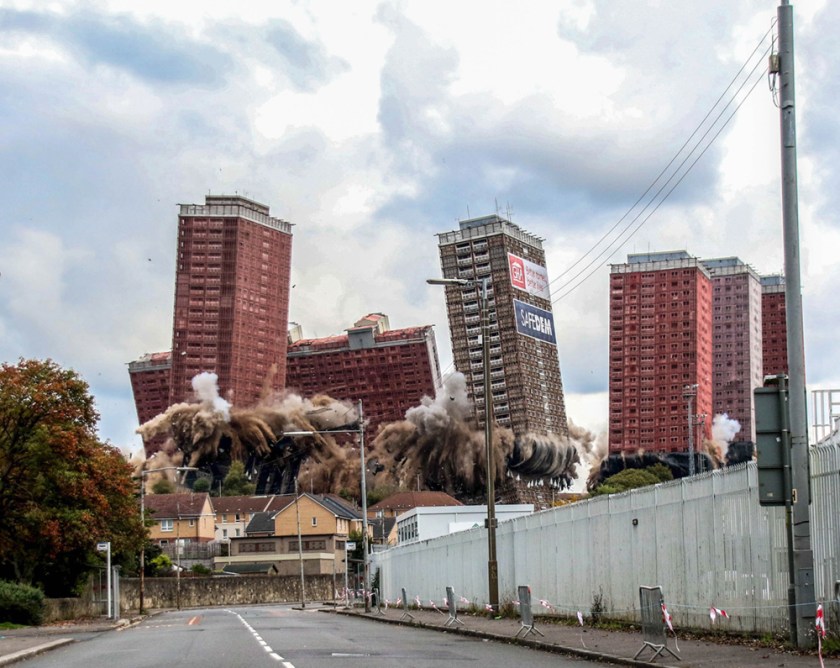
(633, 586), (680, 662)
(444, 586), (465, 627)
(400, 587), (415, 621)
(831, 581), (840, 634)
(513, 585), (544, 638)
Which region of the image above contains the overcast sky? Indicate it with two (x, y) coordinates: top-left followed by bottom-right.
(1, 0), (837, 456)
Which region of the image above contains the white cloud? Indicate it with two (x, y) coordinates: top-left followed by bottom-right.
(0, 0), (837, 450)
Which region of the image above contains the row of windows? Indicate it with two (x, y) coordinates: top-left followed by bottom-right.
(160, 519), (196, 532)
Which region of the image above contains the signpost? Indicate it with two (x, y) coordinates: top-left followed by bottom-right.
(344, 542), (353, 606)
(96, 541), (112, 619)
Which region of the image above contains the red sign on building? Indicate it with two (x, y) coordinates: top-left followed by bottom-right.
(508, 254), (527, 290)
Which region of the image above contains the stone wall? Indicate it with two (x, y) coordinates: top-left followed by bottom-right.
(44, 596), (102, 623)
(120, 574), (337, 613)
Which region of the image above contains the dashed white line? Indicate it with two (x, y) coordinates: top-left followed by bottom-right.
(226, 610), (294, 667)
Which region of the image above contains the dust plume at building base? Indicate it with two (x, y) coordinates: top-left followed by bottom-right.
(136, 372), (593, 502)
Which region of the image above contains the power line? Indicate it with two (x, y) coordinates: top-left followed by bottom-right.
(552, 56), (770, 304)
(549, 21), (777, 300)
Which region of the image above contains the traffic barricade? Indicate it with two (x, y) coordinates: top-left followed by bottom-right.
(633, 585), (680, 662)
(444, 586), (465, 627)
(399, 587), (415, 621)
(513, 585), (544, 638)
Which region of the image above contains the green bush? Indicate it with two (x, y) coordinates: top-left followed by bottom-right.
(149, 554), (173, 576)
(591, 467), (662, 496)
(0, 581), (45, 626)
(191, 564), (212, 575)
(192, 478), (211, 493)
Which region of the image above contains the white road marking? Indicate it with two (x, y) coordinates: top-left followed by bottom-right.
(226, 609), (294, 667)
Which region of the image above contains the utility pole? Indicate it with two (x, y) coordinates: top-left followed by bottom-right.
(775, 0), (815, 648)
(294, 478), (305, 608)
(427, 276), (498, 613)
(176, 501), (181, 611)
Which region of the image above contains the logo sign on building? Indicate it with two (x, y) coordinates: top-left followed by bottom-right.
(513, 299), (557, 344)
(508, 253), (550, 300)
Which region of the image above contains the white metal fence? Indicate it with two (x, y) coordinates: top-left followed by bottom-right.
(378, 441), (840, 634)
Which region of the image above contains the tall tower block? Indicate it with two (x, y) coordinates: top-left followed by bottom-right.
(436, 214), (567, 437)
(609, 251), (713, 454)
(169, 195), (293, 406)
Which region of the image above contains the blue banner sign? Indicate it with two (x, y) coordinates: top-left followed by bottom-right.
(513, 298), (557, 344)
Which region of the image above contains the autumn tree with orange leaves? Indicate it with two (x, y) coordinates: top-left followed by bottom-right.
(0, 358), (145, 596)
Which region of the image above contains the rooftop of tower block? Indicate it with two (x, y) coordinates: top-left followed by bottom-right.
(436, 213), (544, 249)
(178, 194), (293, 234)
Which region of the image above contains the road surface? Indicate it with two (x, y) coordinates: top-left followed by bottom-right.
(20, 606), (610, 667)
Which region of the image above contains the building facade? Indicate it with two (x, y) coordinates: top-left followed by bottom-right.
(215, 494), (363, 576)
(212, 495), (293, 542)
(702, 258), (763, 443)
(608, 252), (713, 454)
(128, 351), (172, 453)
(168, 195), (293, 407)
(144, 493), (216, 546)
(286, 314), (442, 439)
(395, 504), (533, 544)
(761, 275), (788, 377)
(436, 214), (568, 436)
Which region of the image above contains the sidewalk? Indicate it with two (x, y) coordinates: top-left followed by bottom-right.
(0, 619), (131, 667)
(335, 606), (837, 667)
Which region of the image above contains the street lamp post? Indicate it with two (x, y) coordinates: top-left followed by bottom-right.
(138, 466), (196, 615)
(357, 399), (371, 613)
(427, 276), (498, 613)
(683, 384), (698, 476)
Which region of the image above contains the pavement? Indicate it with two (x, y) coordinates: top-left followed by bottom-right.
(0, 618), (134, 667)
(334, 605), (838, 667)
(0, 607), (835, 667)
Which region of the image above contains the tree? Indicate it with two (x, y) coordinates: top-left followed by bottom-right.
(221, 460), (255, 496)
(0, 359), (145, 595)
(151, 478), (175, 495)
(192, 477), (211, 493)
(590, 467), (664, 497)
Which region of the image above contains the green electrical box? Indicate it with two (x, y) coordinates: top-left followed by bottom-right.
(754, 377), (790, 507)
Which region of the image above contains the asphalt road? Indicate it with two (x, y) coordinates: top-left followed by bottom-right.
(17, 606), (610, 667)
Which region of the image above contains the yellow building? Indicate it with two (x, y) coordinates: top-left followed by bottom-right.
(215, 494), (366, 576)
(144, 492), (216, 545)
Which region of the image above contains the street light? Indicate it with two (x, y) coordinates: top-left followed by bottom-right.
(427, 276), (498, 613)
(138, 465), (197, 615)
(683, 384), (699, 476)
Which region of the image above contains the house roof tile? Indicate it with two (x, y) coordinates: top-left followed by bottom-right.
(368, 491), (463, 512)
(144, 493), (211, 519)
(212, 496), (276, 514)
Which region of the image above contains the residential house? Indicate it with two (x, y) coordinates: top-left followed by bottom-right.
(370, 516), (398, 547)
(368, 491), (462, 520)
(144, 493), (215, 546)
(213, 495), (289, 542)
(215, 494), (365, 576)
